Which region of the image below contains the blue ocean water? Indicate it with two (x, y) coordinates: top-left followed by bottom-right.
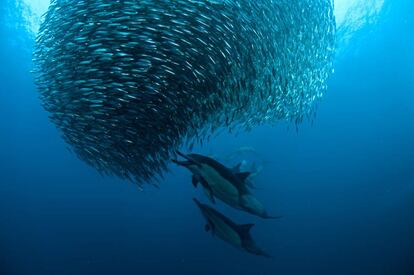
(0, 0), (413, 274)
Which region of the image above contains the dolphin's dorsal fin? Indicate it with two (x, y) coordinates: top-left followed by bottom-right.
(231, 162), (242, 173)
(238, 223), (254, 235)
(235, 172), (251, 182)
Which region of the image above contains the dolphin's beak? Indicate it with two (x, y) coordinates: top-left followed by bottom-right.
(175, 150), (189, 159)
(175, 150), (201, 167)
(171, 159), (192, 167)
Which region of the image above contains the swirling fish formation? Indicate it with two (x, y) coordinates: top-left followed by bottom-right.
(34, 0), (336, 186)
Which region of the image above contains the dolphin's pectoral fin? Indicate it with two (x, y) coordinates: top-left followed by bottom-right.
(235, 172), (251, 182)
(205, 220), (215, 236)
(204, 187), (216, 204)
(238, 223), (254, 236)
(199, 178), (215, 203)
(192, 175), (200, 187)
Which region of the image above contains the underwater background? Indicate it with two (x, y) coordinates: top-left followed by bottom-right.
(0, 0), (413, 274)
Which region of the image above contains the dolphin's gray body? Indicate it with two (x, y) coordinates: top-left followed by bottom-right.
(172, 151), (277, 219)
(193, 198), (270, 258)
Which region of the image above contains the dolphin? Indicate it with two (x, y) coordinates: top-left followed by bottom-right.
(193, 198), (271, 258)
(172, 151), (278, 219)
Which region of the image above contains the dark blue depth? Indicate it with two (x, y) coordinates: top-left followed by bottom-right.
(0, 1), (413, 274)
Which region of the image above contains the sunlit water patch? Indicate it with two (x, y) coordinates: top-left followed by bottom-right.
(22, 0), (49, 34)
(334, 0), (385, 48)
(13, 0), (48, 36)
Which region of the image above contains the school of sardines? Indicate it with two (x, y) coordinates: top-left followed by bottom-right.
(33, 0), (336, 186)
